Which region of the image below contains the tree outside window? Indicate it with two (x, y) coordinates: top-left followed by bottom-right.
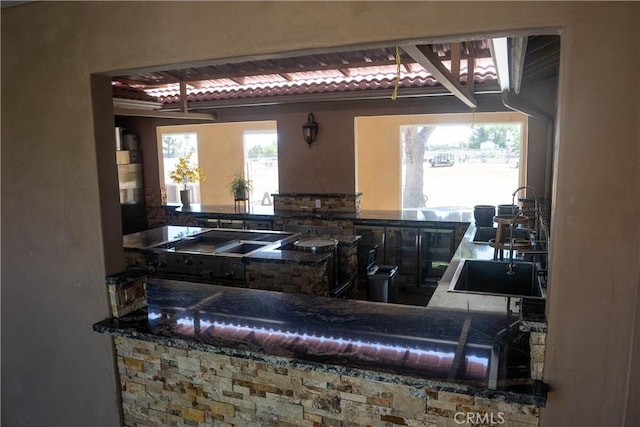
(401, 123), (522, 210)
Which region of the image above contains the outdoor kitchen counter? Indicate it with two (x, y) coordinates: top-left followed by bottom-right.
(94, 277), (547, 407)
(429, 221), (549, 332)
(248, 233), (361, 264)
(428, 223), (515, 313)
(122, 226), (357, 266)
(169, 204), (472, 226)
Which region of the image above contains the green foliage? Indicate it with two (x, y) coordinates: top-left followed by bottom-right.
(229, 173), (252, 194)
(247, 142), (278, 159)
(467, 124), (521, 149)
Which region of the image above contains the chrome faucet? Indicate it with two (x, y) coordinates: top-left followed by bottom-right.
(507, 186), (539, 274)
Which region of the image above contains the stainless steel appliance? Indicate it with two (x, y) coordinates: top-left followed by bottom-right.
(144, 229), (299, 286)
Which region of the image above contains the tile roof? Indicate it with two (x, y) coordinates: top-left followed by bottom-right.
(142, 58), (497, 105)
(112, 81), (158, 102)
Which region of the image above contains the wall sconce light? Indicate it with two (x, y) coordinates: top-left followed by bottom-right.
(302, 113), (319, 147)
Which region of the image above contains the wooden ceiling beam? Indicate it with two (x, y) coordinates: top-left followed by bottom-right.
(114, 50), (494, 88)
(179, 81), (188, 113)
(450, 42), (461, 80)
(114, 107), (216, 121)
(467, 56), (475, 94)
(114, 58), (415, 86)
(400, 43), (477, 108)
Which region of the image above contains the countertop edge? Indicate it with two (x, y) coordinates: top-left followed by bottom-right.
(93, 320), (547, 407)
(168, 204), (473, 225)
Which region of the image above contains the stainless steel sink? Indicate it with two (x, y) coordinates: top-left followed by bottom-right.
(448, 259), (545, 299)
(216, 241), (272, 255)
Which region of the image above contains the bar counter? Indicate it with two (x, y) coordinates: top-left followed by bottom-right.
(171, 203), (472, 226)
(94, 278), (546, 407)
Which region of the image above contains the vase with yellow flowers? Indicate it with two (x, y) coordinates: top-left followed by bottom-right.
(169, 152), (205, 206)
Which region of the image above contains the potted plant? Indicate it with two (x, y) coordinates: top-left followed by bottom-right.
(230, 173), (252, 201)
(169, 152), (205, 206)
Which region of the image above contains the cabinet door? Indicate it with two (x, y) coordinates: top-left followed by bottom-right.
(420, 228), (454, 282)
(385, 227), (420, 287)
(245, 219), (273, 230)
(202, 218), (220, 228)
(219, 219), (245, 229)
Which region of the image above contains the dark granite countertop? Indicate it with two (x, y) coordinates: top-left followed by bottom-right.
(174, 204), (275, 218)
(94, 278), (547, 406)
(275, 192), (363, 197)
(170, 204), (472, 226)
(123, 226), (359, 265)
(247, 234), (361, 264)
(244, 246), (331, 265)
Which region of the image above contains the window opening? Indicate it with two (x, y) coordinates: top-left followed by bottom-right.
(161, 132), (200, 204)
(243, 131), (279, 209)
(401, 123), (521, 210)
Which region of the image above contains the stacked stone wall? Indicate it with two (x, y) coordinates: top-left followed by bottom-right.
(115, 336), (540, 427)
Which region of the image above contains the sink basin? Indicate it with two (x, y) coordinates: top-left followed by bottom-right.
(217, 241), (271, 255)
(448, 259), (545, 299)
(472, 227), (529, 243)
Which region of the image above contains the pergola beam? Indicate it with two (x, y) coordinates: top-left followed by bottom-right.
(400, 43), (477, 108)
(179, 81), (188, 113)
(450, 42), (461, 80)
(114, 107), (216, 121)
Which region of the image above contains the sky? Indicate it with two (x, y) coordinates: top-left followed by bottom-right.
(427, 125), (473, 147)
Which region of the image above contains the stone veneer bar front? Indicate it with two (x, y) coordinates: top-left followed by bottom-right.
(95, 278), (546, 426)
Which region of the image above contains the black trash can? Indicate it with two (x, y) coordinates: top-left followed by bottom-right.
(366, 265), (398, 303)
(358, 244), (378, 274)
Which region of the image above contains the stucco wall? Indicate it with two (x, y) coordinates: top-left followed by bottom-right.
(123, 94), (514, 205)
(2, 2), (639, 426)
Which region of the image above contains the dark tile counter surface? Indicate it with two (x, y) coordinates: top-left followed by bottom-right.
(248, 234), (361, 264)
(123, 226), (359, 266)
(170, 204), (473, 226)
(244, 246), (331, 265)
(94, 278), (547, 406)
(174, 204), (274, 219)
